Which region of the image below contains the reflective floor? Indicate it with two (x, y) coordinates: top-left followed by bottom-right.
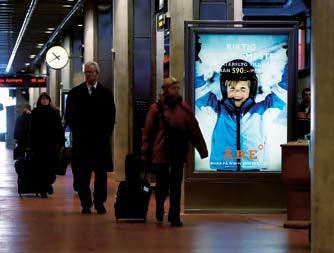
(0, 142), (309, 253)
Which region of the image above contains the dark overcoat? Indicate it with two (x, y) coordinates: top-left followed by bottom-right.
(64, 82), (116, 170)
(14, 112), (31, 147)
(30, 106), (64, 169)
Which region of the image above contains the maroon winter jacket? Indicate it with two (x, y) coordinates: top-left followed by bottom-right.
(141, 95), (208, 164)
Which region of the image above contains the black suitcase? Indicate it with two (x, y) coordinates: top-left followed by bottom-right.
(15, 157), (39, 197)
(114, 153), (152, 221)
(114, 180), (152, 221)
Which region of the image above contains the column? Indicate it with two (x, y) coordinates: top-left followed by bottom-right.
(169, 0), (193, 94)
(311, 0), (334, 252)
(233, 0), (243, 21)
(113, 0), (133, 180)
(48, 68), (60, 108)
(61, 36), (71, 90)
(83, 0), (97, 62)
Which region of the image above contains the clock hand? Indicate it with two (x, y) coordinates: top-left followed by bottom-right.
(52, 52), (60, 60)
(48, 56), (59, 63)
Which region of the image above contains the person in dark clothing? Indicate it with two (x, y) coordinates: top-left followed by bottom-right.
(64, 61), (116, 214)
(296, 88), (311, 139)
(14, 104), (31, 159)
(142, 77), (208, 226)
(30, 93), (64, 198)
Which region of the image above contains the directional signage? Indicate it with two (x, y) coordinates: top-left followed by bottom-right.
(0, 76), (47, 88)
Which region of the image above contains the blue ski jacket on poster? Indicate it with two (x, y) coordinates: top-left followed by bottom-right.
(195, 64), (288, 171)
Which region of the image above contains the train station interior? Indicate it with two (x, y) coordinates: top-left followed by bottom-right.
(0, 0), (333, 252)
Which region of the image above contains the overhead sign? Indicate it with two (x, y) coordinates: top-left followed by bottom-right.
(157, 13), (166, 30)
(0, 76), (47, 88)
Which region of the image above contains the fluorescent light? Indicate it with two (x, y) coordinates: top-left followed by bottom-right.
(6, 0), (38, 73)
(45, 31), (53, 34)
(25, 63), (30, 66)
(62, 5), (72, 8)
(29, 54), (36, 58)
(78, 24), (83, 27)
(33, 0), (83, 65)
(47, 27), (55, 30)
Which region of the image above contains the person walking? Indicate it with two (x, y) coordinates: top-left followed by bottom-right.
(142, 77), (208, 226)
(65, 61), (116, 214)
(30, 93), (64, 198)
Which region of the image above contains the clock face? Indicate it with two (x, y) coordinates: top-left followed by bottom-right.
(45, 46), (69, 69)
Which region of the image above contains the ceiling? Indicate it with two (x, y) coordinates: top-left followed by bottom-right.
(0, 0), (83, 75)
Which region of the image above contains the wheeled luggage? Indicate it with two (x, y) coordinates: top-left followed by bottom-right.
(114, 180), (152, 221)
(15, 157), (39, 197)
(114, 153), (152, 221)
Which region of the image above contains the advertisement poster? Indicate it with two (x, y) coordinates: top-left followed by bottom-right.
(194, 33), (289, 172)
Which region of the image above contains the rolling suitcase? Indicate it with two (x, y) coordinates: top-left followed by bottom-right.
(15, 157), (39, 197)
(114, 180), (152, 221)
(114, 153), (152, 221)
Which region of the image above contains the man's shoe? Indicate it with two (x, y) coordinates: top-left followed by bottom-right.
(40, 192), (48, 198)
(81, 207), (91, 214)
(95, 205), (107, 214)
(170, 220), (183, 227)
(47, 185), (54, 195)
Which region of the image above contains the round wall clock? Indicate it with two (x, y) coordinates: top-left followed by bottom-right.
(45, 46), (69, 69)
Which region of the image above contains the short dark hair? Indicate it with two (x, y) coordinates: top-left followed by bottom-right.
(36, 92), (51, 107)
(302, 87), (310, 96)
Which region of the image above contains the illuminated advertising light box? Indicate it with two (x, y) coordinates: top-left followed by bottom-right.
(0, 76), (47, 88)
(185, 21), (298, 174)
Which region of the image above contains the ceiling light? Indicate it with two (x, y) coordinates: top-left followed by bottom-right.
(5, 0), (38, 73)
(47, 27), (55, 30)
(77, 24), (83, 27)
(25, 63), (30, 66)
(33, 0), (83, 65)
(62, 4), (72, 8)
(67, 0), (75, 1)
(45, 31), (53, 34)
(29, 54), (36, 59)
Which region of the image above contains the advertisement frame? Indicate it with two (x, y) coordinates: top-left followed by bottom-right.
(184, 21), (298, 181)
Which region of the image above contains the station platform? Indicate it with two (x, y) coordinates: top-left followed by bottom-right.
(0, 142), (309, 253)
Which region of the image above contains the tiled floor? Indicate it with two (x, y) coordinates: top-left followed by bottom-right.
(0, 142), (309, 253)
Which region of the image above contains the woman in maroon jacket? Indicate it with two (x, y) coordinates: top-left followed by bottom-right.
(142, 77), (208, 226)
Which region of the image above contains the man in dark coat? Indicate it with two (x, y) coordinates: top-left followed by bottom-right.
(65, 61), (116, 214)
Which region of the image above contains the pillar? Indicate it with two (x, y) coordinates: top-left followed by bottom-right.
(311, 1), (334, 252)
(83, 0), (97, 62)
(48, 68), (60, 108)
(113, 0), (133, 180)
(61, 36), (71, 90)
(169, 0), (193, 94)
(233, 0), (243, 21)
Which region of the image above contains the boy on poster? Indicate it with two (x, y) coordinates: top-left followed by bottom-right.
(195, 59), (288, 171)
